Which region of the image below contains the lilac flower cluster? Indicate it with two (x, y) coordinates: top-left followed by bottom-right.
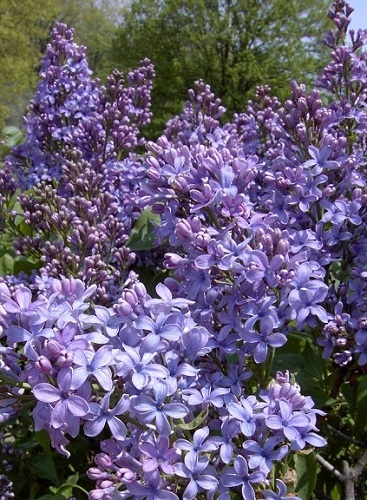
(0, 438), (18, 499)
(139, 0), (367, 371)
(6, 23), (153, 189)
(2, 1), (367, 498)
(0, 276), (324, 498)
(0, 474), (14, 500)
(1, 23), (154, 303)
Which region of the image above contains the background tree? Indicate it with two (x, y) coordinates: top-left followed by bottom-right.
(0, 0), (121, 129)
(112, 0), (333, 135)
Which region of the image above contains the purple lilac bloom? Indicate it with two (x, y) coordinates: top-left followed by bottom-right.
(140, 435), (180, 474)
(262, 479), (299, 500)
(3, 4), (363, 496)
(266, 399), (310, 441)
(33, 367), (89, 428)
(216, 417), (241, 463)
(132, 383), (189, 436)
(227, 396), (263, 437)
(127, 470), (179, 499)
(221, 455), (266, 500)
(174, 454), (219, 500)
(243, 436), (288, 473)
(174, 426), (220, 461)
(84, 390), (129, 440)
(70, 345), (113, 391)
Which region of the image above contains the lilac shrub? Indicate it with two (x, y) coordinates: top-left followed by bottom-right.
(140, 0), (367, 374)
(1, 1), (367, 498)
(0, 276), (325, 499)
(1, 23), (154, 304)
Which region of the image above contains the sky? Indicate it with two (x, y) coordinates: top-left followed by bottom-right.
(346, 0), (367, 33)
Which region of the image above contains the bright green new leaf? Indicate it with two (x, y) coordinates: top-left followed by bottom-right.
(176, 409), (208, 431)
(126, 207), (160, 251)
(0, 252), (14, 276)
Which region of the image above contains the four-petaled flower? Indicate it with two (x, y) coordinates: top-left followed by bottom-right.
(266, 399), (310, 441)
(84, 390), (129, 440)
(33, 367), (89, 428)
(221, 455), (266, 500)
(132, 383), (189, 436)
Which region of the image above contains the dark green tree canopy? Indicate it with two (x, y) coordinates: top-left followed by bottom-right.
(112, 0), (333, 135)
(0, 0), (120, 129)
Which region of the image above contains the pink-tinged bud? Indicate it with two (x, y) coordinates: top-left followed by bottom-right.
(114, 300), (133, 317)
(56, 350), (74, 367)
(280, 382), (298, 400)
(89, 489), (110, 500)
(116, 468), (136, 483)
(297, 97), (308, 115)
(163, 253), (184, 270)
(269, 384), (281, 401)
(87, 468), (110, 480)
(64, 277), (81, 296)
(311, 99), (323, 115)
(264, 172), (275, 184)
(151, 203), (164, 215)
(98, 480), (114, 489)
(175, 219), (192, 240)
(95, 453), (112, 469)
(195, 232), (210, 249)
(122, 289), (138, 307)
(276, 239), (289, 255)
(133, 282), (147, 299)
(171, 176), (188, 191)
(35, 356), (53, 375)
(221, 148), (231, 162)
(45, 339), (63, 357)
(156, 135), (170, 149)
(146, 167), (161, 181)
(146, 156), (161, 171)
(276, 371), (291, 384)
(322, 185), (336, 197)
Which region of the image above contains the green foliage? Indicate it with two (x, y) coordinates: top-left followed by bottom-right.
(176, 409), (209, 431)
(1, 415), (93, 499)
(112, 0), (333, 136)
(273, 329), (367, 498)
(294, 452), (318, 499)
(0, 195), (41, 277)
(0, 0), (119, 129)
(126, 207), (161, 251)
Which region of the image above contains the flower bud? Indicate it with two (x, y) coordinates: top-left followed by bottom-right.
(35, 356), (53, 375)
(95, 453), (112, 469)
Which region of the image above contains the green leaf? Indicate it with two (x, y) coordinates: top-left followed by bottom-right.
(37, 496), (66, 500)
(50, 484), (74, 498)
(18, 218), (33, 237)
(2, 126), (23, 147)
(13, 255), (40, 275)
(51, 473), (81, 498)
(126, 207), (160, 251)
(64, 472), (79, 485)
(35, 429), (52, 455)
(353, 375), (367, 440)
(0, 252), (14, 276)
(273, 352), (306, 373)
(29, 453), (59, 485)
(294, 451), (317, 500)
(176, 409), (208, 430)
